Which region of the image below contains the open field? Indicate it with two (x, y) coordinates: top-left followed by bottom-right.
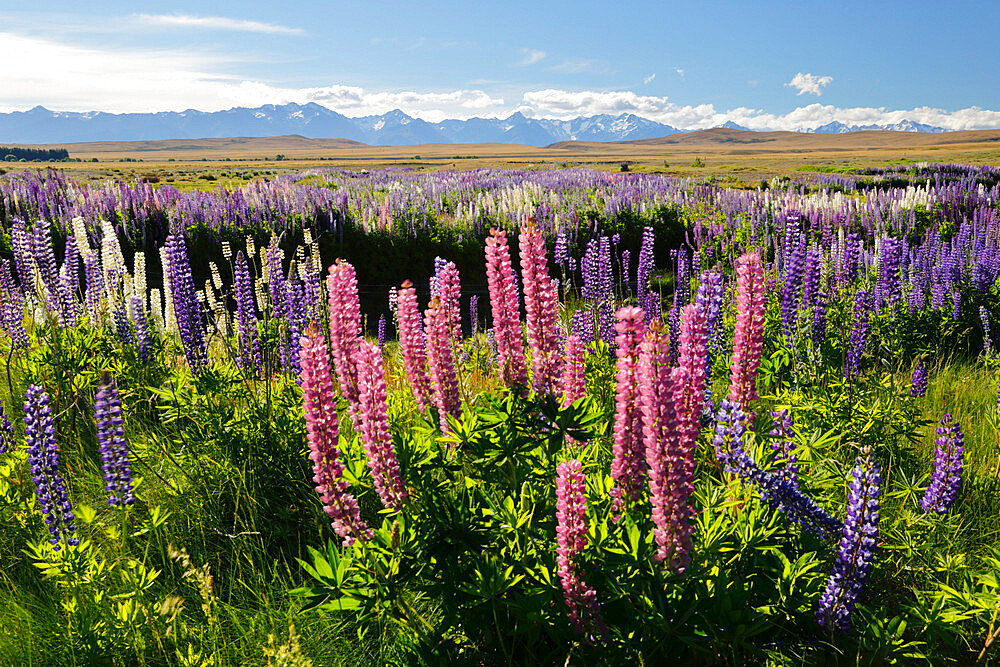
(6, 128), (1000, 185)
(0, 161), (999, 664)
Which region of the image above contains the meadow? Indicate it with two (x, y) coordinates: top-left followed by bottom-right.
(0, 161), (998, 665)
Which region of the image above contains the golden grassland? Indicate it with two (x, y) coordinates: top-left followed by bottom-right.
(4, 127), (1000, 187)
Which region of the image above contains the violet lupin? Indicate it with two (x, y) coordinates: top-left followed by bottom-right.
(95, 375), (135, 507)
(911, 360), (928, 398)
(713, 400), (842, 537)
(25, 385), (79, 549)
(519, 224), (562, 395)
(300, 329), (371, 546)
(844, 290), (872, 379)
(816, 447), (881, 633)
(234, 251), (262, 375)
(128, 296), (154, 364)
(639, 319), (693, 572)
(920, 414), (964, 514)
(165, 234), (208, 372)
(0, 399), (14, 454)
(355, 341), (407, 510)
(0, 259), (28, 349)
(981, 306), (993, 354)
(469, 294), (479, 336)
(397, 281), (433, 412)
(555, 459), (605, 637)
(377, 314), (387, 350)
(768, 409), (798, 486)
(610, 306), (646, 514)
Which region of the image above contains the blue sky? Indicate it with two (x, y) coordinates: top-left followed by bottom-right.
(2, 1), (999, 130)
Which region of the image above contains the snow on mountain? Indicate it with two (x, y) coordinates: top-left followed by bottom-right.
(0, 104), (953, 146)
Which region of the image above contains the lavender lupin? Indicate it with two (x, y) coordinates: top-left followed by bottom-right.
(816, 448), (881, 633)
(25, 385), (79, 549)
(981, 306), (993, 354)
(0, 399), (14, 454)
(920, 414), (964, 514)
(95, 376), (136, 507)
(911, 360), (928, 398)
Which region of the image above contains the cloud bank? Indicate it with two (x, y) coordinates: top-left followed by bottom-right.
(2, 32), (999, 131)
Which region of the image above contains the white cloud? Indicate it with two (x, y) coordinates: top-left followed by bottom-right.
(674, 67), (685, 78)
(3, 33), (1000, 131)
(132, 13), (303, 35)
(643, 73), (656, 85)
(516, 49), (546, 66)
(786, 72), (833, 96)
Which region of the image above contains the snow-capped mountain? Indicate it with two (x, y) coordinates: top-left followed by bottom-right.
(810, 119), (948, 134)
(0, 104), (953, 146)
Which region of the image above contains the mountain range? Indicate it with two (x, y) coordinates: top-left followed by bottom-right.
(0, 103), (950, 146)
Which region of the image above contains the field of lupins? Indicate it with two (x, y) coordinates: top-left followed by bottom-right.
(0, 162), (999, 665)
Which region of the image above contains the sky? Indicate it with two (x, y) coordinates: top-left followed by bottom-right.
(2, 1), (999, 131)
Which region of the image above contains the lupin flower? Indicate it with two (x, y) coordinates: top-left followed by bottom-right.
(95, 375), (135, 507)
(327, 261), (363, 422)
(0, 259), (29, 349)
(844, 290), (872, 379)
(519, 224), (562, 395)
(469, 294), (479, 336)
(355, 341), (407, 511)
(555, 459), (605, 637)
(425, 297), (462, 430)
(816, 448), (881, 633)
(561, 335), (587, 408)
(437, 261), (463, 347)
(165, 234), (208, 372)
(377, 314), (387, 350)
(673, 303), (708, 477)
(714, 400), (842, 537)
(728, 251), (766, 414)
(234, 251), (262, 375)
(485, 229), (529, 388)
(911, 360), (928, 398)
(128, 295), (154, 364)
(0, 399), (15, 454)
(696, 271), (724, 382)
(300, 329), (371, 546)
(397, 281), (433, 412)
(610, 307), (646, 514)
(25, 385), (79, 549)
(920, 414), (964, 514)
(640, 319), (694, 572)
(768, 409), (798, 486)
(981, 306), (993, 354)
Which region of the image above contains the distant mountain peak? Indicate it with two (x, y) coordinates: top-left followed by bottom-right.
(0, 102), (955, 146)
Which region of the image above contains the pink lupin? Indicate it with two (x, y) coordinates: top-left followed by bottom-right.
(355, 340), (407, 511)
(300, 328), (371, 546)
(555, 459), (605, 637)
(326, 260), (363, 423)
(396, 281), (433, 412)
(437, 261), (463, 348)
(610, 306), (646, 514)
(485, 229), (529, 389)
(425, 297), (462, 431)
(728, 251), (766, 415)
(519, 223), (562, 395)
(561, 334), (587, 408)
